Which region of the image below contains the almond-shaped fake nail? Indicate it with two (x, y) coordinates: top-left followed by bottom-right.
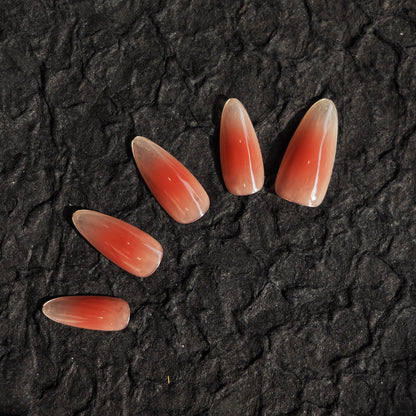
(275, 99), (338, 207)
(220, 98), (264, 195)
(42, 296), (130, 331)
(132, 136), (210, 224)
(73, 209), (162, 277)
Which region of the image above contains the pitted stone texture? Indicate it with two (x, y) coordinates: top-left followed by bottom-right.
(1, 0), (416, 414)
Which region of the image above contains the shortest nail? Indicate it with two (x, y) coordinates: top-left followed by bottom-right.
(220, 98), (264, 195)
(42, 296), (130, 331)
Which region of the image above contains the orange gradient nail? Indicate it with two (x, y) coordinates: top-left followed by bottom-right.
(73, 210), (162, 277)
(275, 99), (338, 207)
(42, 296), (130, 331)
(132, 136), (210, 224)
(220, 98), (264, 195)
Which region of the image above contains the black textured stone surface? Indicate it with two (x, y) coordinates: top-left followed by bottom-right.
(1, 0), (416, 415)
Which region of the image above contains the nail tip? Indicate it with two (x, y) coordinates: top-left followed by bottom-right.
(71, 208), (81, 218)
(72, 209), (92, 230)
(313, 98), (338, 119)
(131, 136), (151, 160)
(71, 210), (80, 224)
(131, 135), (143, 146)
(225, 175), (264, 195)
(42, 299), (57, 323)
(41, 302), (50, 317)
(223, 97), (242, 110)
(186, 209), (209, 224)
(122, 301), (131, 329)
(131, 136), (141, 158)
(139, 254), (163, 277)
(169, 196), (209, 223)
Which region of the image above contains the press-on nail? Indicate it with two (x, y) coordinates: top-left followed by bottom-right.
(275, 99), (338, 207)
(42, 296), (130, 331)
(73, 209), (162, 277)
(220, 98), (264, 195)
(132, 136), (210, 224)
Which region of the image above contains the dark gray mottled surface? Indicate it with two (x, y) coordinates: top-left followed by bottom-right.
(1, 0), (416, 415)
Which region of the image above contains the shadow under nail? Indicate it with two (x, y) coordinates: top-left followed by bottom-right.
(124, 118), (137, 163)
(209, 94), (229, 192)
(63, 205), (101, 255)
(127, 134), (144, 181)
(63, 205), (86, 227)
(36, 295), (55, 312)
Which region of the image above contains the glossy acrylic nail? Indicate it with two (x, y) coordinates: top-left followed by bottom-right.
(42, 296), (130, 331)
(220, 98), (264, 195)
(274, 99), (338, 207)
(132, 136), (210, 224)
(73, 210), (162, 277)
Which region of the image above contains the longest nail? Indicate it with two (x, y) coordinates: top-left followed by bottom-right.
(132, 136), (210, 224)
(42, 296), (130, 331)
(220, 98), (264, 195)
(73, 209), (162, 277)
(275, 99), (338, 207)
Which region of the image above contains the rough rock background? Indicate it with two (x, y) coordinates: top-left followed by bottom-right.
(1, 0), (416, 415)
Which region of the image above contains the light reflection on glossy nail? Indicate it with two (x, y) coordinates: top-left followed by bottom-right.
(220, 98), (264, 195)
(42, 296), (130, 331)
(132, 136), (210, 224)
(275, 99), (338, 207)
(73, 209), (162, 277)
